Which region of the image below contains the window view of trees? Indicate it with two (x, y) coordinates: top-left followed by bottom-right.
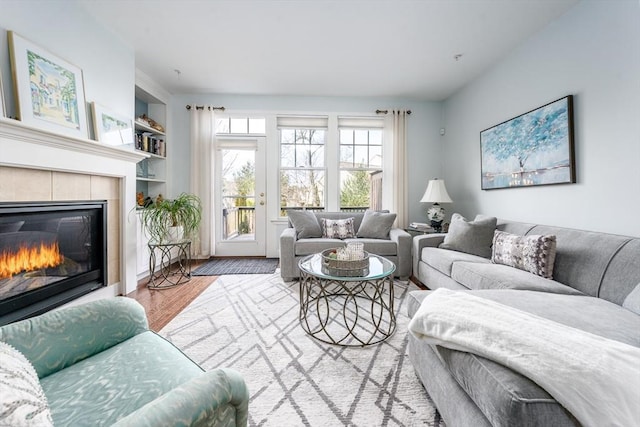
(340, 170), (371, 208)
(221, 149), (255, 238)
(339, 128), (383, 210)
(216, 115), (385, 224)
(280, 128), (326, 213)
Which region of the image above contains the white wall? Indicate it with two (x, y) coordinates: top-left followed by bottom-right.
(0, 1), (135, 127)
(441, 0), (640, 237)
(169, 93), (443, 224)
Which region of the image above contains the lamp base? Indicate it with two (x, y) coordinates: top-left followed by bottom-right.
(427, 204), (445, 233)
(430, 220), (443, 233)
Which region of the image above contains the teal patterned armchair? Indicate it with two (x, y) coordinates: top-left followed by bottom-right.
(0, 297), (249, 427)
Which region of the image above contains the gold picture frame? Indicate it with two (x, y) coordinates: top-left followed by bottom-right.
(91, 102), (134, 146)
(8, 31), (88, 139)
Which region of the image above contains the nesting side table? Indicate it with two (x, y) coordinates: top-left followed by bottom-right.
(147, 240), (192, 289)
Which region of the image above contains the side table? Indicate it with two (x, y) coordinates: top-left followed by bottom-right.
(405, 227), (440, 237)
(148, 240), (192, 289)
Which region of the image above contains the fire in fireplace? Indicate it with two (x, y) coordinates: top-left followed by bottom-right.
(0, 201), (107, 325)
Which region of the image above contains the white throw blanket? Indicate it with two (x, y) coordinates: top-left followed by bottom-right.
(408, 288), (640, 427)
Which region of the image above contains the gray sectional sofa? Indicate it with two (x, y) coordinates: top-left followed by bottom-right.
(279, 210), (412, 280)
(408, 217), (640, 426)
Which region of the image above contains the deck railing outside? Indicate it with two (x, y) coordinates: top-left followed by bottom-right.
(222, 202), (368, 240)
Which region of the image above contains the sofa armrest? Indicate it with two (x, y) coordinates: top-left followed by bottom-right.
(412, 234), (446, 275)
(112, 368), (249, 427)
(389, 228), (412, 278)
(0, 297), (149, 378)
(279, 227), (299, 280)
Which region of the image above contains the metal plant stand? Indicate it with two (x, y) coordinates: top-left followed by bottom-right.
(298, 253), (396, 347)
(148, 240), (192, 289)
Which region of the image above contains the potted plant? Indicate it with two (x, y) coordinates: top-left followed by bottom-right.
(139, 193), (202, 243)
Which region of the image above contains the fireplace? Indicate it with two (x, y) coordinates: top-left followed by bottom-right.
(0, 201), (107, 325)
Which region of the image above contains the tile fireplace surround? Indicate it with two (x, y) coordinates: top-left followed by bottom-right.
(0, 117), (147, 302)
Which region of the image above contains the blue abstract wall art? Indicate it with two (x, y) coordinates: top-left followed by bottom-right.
(480, 96), (575, 190)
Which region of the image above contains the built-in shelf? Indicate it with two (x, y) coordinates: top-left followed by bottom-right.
(134, 120), (165, 136)
(136, 177), (165, 183)
(134, 84), (167, 202)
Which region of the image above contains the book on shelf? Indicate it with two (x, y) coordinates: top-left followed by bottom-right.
(135, 132), (165, 157)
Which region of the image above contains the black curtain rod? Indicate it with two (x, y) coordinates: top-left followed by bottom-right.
(376, 109), (412, 115)
(186, 105), (226, 111)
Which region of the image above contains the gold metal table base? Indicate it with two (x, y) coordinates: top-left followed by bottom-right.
(299, 272), (396, 347)
(148, 240), (192, 289)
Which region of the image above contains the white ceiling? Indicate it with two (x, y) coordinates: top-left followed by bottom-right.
(77, 0), (578, 101)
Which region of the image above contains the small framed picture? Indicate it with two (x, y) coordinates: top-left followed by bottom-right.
(8, 31), (88, 138)
(91, 102), (134, 146)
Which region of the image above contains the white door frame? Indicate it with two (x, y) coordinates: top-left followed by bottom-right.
(214, 136), (266, 256)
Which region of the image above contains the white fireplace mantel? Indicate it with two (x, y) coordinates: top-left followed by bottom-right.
(0, 117), (147, 297)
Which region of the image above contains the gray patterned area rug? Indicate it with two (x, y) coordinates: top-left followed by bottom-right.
(160, 272), (443, 426)
(191, 258), (279, 275)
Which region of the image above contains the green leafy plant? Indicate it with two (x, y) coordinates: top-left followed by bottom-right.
(139, 193), (202, 243)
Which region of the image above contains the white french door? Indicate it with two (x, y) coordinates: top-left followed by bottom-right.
(214, 137), (266, 256)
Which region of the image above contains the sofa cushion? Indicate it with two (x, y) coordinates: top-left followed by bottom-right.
(492, 231), (557, 279)
(526, 224), (632, 298)
(434, 346), (577, 427)
(439, 214), (497, 258)
(287, 210), (322, 238)
(295, 238), (346, 256)
(623, 283), (640, 315)
(345, 237), (397, 256)
(0, 342), (53, 426)
(321, 217), (355, 239)
(451, 262), (583, 295)
(356, 210), (396, 239)
(421, 247), (490, 277)
(39, 331), (203, 426)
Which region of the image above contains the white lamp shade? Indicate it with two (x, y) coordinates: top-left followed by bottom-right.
(420, 179), (453, 203)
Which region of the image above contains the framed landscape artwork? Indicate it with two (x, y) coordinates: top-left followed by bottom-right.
(480, 95), (575, 190)
(91, 102), (134, 146)
(8, 31), (88, 139)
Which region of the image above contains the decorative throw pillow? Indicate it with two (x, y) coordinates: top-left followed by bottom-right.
(622, 283), (640, 315)
(356, 210), (397, 239)
(287, 210), (322, 239)
(0, 342), (53, 426)
(321, 217), (355, 239)
(491, 230), (557, 279)
(439, 213), (497, 258)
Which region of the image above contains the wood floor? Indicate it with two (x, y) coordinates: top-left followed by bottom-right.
(127, 261), (217, 332)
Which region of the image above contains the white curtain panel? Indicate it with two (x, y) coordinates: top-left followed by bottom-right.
(392, 110), (409, 229)
(189, 107), (215, 258)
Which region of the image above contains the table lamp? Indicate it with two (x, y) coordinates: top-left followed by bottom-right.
(420, 178), (452, 232)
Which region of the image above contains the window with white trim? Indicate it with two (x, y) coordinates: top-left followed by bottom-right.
(216, 116), (266, 135)
(278, 116), (327, 214)
(278, 115), (385, 216)
(338, 117), (384, 211)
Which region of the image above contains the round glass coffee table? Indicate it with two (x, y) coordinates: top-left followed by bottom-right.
(298, 253), (397, 347)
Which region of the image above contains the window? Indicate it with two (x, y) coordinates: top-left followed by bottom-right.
(338, 117), (385, 211)
(278, 116), (327, 214)
(216, 117), (265, 135)
(278, 115), (386, 216)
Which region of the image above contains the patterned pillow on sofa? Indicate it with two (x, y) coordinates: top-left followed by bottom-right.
(321, 217), (355, 239)
(492, 230), (557, 279)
